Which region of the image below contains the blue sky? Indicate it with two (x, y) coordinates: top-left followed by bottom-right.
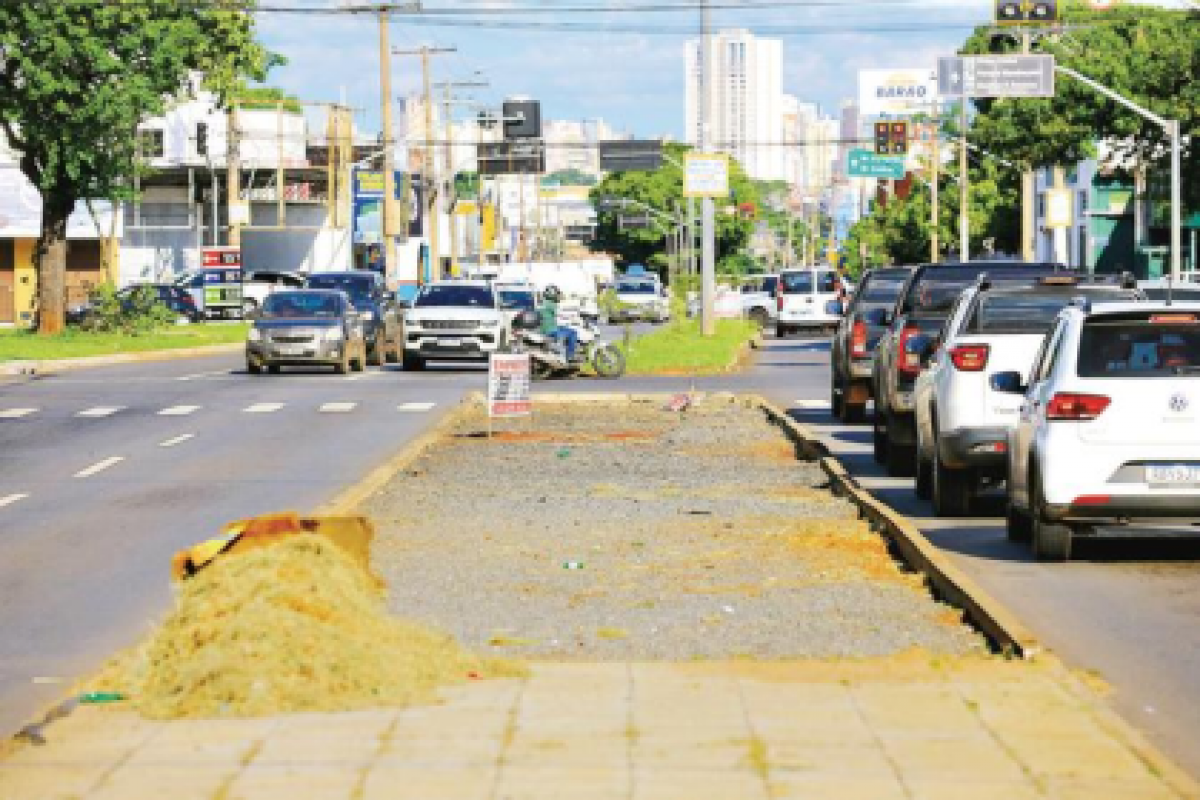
(252, 1), (1177, 139)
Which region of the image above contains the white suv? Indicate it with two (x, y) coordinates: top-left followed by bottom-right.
(997, 301), (1200, 560)
(776, 267), (842, 337)
(401, 280), (506, 370)
(913, 275), (1142, 516)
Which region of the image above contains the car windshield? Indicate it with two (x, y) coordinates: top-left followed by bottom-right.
(967, 291), (1140, 333)
(499, 290), (536, 310)
(415, 285), (495, 308)
(306, 276), (373, 307)
(617, 281), (656, 295)
(261, 292), (342, 318)
(1078, 317), (1200, 377)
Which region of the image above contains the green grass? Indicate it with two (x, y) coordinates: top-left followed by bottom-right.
(0, 324), (250, 362)
(618, 318), (758, 375)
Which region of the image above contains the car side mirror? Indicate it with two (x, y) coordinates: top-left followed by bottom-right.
(865, 307), (890, 327)
(990, 371), (1026, 395)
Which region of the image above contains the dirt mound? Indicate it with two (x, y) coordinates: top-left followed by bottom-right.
(92, 534), (521, 719)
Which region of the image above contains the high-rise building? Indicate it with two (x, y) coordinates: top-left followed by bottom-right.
(685, 29), (786, 182)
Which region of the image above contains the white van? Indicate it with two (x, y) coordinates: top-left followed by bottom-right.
(775, 267), (843, 337)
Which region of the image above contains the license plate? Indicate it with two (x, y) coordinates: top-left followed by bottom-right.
(437, 338), (462, 347)
(1146, 464), (1200, 485)
(277, 346), (307, 356)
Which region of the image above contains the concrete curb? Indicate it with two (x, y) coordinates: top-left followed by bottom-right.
(1, 343), (242, 376)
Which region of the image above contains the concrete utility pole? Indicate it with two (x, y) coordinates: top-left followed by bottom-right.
(395, 45), (456, 283)
(930, 114), (940, 263)
(435, 78), (488, 276)
(699, 0), (717, 336)
(378, 11), (399, 282)
(958, 95), (970, 262)
(226, 104), (242, 248)
(1020, 32), (1036, 261)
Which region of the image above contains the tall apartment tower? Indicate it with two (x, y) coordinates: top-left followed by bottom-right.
(685, 29), (786, 182)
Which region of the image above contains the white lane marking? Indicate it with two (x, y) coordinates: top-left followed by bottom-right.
(244, 403), (284, 414)
(320, 402), (357, 414)
(398, 402), (437, 412)
(794, 399), (831, 410)
(158, 405), (201, 417)
(74, 457), (124, 478)
(159, 433), (195, 448)
(176, 370), (232, 382)
(0, 494), (29, 508)
(0, 408), (38, 419)
(77, 406), (125, 418)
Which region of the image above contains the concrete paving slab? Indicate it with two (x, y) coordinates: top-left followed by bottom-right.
(0, 764), (110, 799)
(359, 766), (495, 800)
(224, 764), (361, 799)
(88, 764), (234, 800)
(631, 768), (769, 800)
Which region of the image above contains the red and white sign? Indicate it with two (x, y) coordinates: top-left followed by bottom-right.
(488, 353), (532, 418)
(201, 247), (242, 269)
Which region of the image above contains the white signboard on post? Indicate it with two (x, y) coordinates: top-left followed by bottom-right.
(683, 153), (730, 198)
(488, 353), (533, 418)
(858, 69), (937, 116)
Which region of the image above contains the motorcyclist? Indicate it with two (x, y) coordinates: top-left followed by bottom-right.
(539, 285), (579, 362)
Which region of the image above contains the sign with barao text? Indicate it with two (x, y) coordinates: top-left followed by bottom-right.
(858, 68), (937, 116)
(488, 353), (532, 418)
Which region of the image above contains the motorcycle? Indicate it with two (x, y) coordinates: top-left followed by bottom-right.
(509, 309), (626, 380)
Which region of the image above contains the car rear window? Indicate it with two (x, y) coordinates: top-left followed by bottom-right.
(899, 266), (1059, 315)
(860, 278), (906, 304)
(1077, 317), (1200, 378)
(617, 281), (656, 295)
(780, 272), (837, 294)
(415, 285), (495, 308)
(966, 290), (1140, 333)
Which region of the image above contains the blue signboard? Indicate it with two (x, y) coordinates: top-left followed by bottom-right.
(351, 169), (423, 245)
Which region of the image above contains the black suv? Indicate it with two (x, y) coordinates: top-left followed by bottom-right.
(830, 267), (912, 422)
(870, 261), (1060, 476)
(304, 271), (403, 366)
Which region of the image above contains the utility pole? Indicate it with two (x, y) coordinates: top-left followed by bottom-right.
(377, 11), (399, 282)
(1020, 31), (1036, 262)
(930, 112), (940, 263)
(435, 78), (488, 276)
(699, 0), (716, 336)
(395, 45), (456, 283)
(226, 103), (242, 247)
(958, 94), (970, 262)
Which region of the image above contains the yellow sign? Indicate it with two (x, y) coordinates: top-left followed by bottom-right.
(684, 153), (730, 199)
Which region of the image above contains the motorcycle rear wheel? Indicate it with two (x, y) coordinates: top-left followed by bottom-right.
(592, 344), (626, 379)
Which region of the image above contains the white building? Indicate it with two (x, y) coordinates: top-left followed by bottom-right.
(685, 29), (786, 182)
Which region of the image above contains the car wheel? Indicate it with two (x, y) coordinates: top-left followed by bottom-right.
(402, 352), (426, 372)
(267, 364), (281, 375)
(1032, 472), (1072, 561)
(885, 437), (915, 478)
(872, 404), (888, 465)
(335, 349), (351, 375)
(367, 336), (384, 367)
(932, 448), (972, 517)
(749, 308), (770, 330)
(247, 359), (263, 376)
(385, 337), (401, 364)
(352, 345), (366, 372)
(1006, 502), (1033, 543)
(915, 449), (933, 500)
(775, 324), (788, 339)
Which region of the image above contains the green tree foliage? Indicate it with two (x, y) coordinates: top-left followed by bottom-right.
(590, 143), (758, 278)
(230, 84), (302, 114)
(963, 4), (1197, 201)
(0, 1), (277, 333)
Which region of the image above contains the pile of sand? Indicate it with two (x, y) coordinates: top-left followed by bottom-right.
(93, 534), (521, 719)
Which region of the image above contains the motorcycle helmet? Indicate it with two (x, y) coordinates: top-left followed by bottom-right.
(544, 285), (561, 302)
(513, 309), (541, 331)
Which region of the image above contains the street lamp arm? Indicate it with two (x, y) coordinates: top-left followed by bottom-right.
(1054, 65), (1170, 129)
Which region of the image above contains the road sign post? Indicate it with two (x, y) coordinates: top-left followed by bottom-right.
(938, 55), (1055, 99)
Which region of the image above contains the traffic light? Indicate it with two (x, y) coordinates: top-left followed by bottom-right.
(995, 0), (1058, 24)
(874, 122), (908, 156)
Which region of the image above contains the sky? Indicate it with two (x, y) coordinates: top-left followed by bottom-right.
(252, 1), (1184, 140)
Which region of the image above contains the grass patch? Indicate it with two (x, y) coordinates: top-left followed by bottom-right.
(619, 318), (758, 375)
(0, 324), (249, 362)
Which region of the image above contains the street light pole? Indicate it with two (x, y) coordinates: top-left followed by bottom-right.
(699, 0), (716, 336)
(958, 94), (969, 262)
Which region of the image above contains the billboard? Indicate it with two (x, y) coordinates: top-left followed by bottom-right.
(858, 69), (937, 117)
(351, 168), (422, 245)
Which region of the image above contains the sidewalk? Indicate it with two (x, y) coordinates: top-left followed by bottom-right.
(2, 659), (1191, 800)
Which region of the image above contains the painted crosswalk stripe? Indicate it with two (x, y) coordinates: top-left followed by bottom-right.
(159, 434), (195, 448)
(0, 408), (38, 419)
(0, 494), (29, 509)
(159, 405), (201, 417)
(398, 402), (437, 413)
(320, 402), (357, 414)
(77, 406), (124, 418)
(244, 403), (284, 414)
(74, 457), (124, 478)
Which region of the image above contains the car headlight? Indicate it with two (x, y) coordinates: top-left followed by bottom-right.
(323, 326), (345, 340)
(480, 319), (501, 328)
(248, 327), (263, 342)
(359, 310), (375, 322)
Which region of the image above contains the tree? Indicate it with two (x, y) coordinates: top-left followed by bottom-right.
(0, 1), (276, 333)
(589, 143), (759, 278)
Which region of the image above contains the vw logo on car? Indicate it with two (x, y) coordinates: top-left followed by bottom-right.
(1169, 393), (1190, 414)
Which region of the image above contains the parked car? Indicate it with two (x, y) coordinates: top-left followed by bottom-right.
(775, 267), (842, 337)
(245, 289), (367, 375)
(870, 261), (1061, 476)
(829, 267), (912, 422)
(1137, 279), (1200, 303)
(174, 268), (244, 319)
(241, 270), (305, 315)
(610, 277), (670, 323)
(304, 271), (403, 366)
(912, 273), (1142, 515)
(401, 280), (506, 370)
(997, 301), (1200, 560)
(739, 274), (779, 330)
(67, 283), (203, 326)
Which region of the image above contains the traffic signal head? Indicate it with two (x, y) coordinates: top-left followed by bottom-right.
(995, 0), (1057, 24)
(874, 122), (908, 155)
(874, 122), (890, 155)
(890, 122), (908, 155)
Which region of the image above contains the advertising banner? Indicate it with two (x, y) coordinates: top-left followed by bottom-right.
(351, 168), (422, 245)
(488, 353), (533, 418)
(858, 69), (937, 117)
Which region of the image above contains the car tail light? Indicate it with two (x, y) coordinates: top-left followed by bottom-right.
(777, 292), (785, 312)
(1047, 392), (1111, 421)
(1073, 495), (1111, 506)
(850, 320), (868, 358)
(950, 344), (990, 372)
(896, 325), (924, 377)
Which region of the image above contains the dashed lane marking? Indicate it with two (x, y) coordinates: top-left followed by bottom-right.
(77, 406), (125, 418)
(159, 434), (195, 448)
(320, 402), (357, 414)
(398, 403), (437, 412)
(74, 457), (125, 479)
(0, 494), (29, 509)
(158, 405), (201, 417)
(176, 370), (233, 382)
(243, 403), (285, 414)
(0, 408), (38, 419)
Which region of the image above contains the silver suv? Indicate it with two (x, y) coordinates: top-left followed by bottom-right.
(402, 281), (506, 371)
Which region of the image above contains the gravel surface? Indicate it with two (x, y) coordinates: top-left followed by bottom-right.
(363, 396), (985, 659)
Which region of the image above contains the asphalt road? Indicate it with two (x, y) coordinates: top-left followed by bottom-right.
(3, 333), (1200, 780)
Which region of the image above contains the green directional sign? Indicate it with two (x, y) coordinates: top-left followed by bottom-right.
(847, 149), (906, 179)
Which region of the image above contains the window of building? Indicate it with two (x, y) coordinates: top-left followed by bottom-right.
(0, 239), (14, 270)
(138, 128), (165, 158)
